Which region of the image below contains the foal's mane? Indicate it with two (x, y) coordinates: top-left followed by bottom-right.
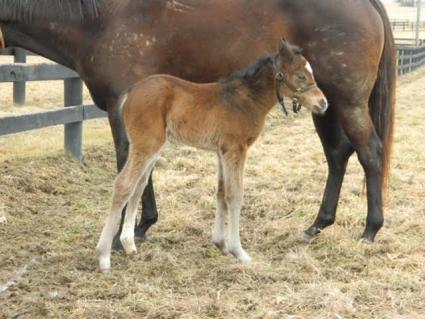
(219, 55), (273, 84)
(219, 44), (303, 85)
(0, 0), (103, 22)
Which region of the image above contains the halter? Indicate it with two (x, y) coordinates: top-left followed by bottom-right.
(272, 55), (318, 116)
(0, 27), (5, 49)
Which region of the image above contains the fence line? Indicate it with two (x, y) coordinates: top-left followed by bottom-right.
(397, 44), (425, 75)
(391, 19), (425, 32)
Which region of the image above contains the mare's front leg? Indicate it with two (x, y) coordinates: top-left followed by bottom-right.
(305, 106), (354, 238)
(221, 146), (251, 263)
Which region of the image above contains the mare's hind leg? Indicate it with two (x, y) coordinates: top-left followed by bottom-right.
(121, 161), (158, 254)
(212, 158), (227, 252)
(96, 153), (150, 272)
(221, 146), (251, 263)
(336, 102), (384, 241)
(305, 107), (354, 238)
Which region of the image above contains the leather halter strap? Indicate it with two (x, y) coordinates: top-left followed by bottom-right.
(272, 55), (317, 116)
(0, 27), (5, 49)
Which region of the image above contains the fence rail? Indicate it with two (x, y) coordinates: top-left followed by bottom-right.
(0, 48), (107, 160)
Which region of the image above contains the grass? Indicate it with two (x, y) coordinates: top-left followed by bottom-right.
(1, 65), (425, 318)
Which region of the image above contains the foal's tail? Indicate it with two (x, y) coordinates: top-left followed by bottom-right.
(368, 0), (396, 202)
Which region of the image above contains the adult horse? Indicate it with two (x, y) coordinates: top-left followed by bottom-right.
(0, 0), (395, 246)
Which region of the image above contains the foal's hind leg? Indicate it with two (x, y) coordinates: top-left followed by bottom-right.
(212, 158), (227, 252)
(221, 146), (251, 263)
(305, 108), (354, 238)
(120, 160), (158, 254)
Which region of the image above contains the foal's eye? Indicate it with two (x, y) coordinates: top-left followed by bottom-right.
(297, 73), (307, 82)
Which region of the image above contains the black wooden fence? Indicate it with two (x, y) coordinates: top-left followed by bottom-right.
(0, 48), (107, 160)
(397, 44), (425, 75)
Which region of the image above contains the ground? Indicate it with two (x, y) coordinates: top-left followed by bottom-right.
(1, 59), (425, 318)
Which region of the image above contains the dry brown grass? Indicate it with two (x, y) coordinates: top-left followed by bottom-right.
(1, 63), (425, 318)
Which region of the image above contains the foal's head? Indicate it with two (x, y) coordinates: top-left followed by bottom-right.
(273, 39), (328, 115)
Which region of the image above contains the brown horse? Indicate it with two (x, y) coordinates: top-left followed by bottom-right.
(96, 40), (328, 271)
(0, 0), (395, 246)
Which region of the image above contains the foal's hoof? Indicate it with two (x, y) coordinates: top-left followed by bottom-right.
(98, 256), (111, 273)
(213, 240), (228, 254)
(120, 237), (138, 255)
(229, 247), (252, 264)
(238, 252), (252, 264)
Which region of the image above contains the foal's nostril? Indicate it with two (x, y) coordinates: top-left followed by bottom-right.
(319, 99), (328, 111)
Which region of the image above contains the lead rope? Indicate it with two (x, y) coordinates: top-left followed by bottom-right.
(0, 27), (5, 49)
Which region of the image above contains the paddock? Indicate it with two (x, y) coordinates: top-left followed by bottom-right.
(0, 57), (425, 316)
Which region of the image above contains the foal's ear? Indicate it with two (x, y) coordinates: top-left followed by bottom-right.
(278, 38), (295, 62)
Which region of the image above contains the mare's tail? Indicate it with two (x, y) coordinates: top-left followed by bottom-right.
(368, 0), (397, 202)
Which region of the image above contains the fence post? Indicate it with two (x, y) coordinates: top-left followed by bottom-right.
(64, 78), (83, 160)
(13, 48), (27, 106)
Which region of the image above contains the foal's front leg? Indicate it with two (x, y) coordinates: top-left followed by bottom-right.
(212, 158), (227, 252)
(120, 161), (157, 254)
(221, 147), (251, 263)
(96, 156), (146, 272)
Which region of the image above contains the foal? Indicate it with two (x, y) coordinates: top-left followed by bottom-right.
(96, 39), (328, 271)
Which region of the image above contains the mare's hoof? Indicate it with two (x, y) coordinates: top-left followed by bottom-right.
(112, 236), (124, 251)
(134, 228), (148, 241)
(360, 230), (377, 243)
(301, 231), (317, 244)
(304, 225), (320, 238)
(359, 235), (374, 244)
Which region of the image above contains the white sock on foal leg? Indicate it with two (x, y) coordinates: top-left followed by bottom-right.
(227, 201), (251, 264)
(96, 208), (123, 272)
(222, 153), (251, 264)
(120, 163), (155, 254)
(212, 159), (227, 252)
(212, 199), (227, 252)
